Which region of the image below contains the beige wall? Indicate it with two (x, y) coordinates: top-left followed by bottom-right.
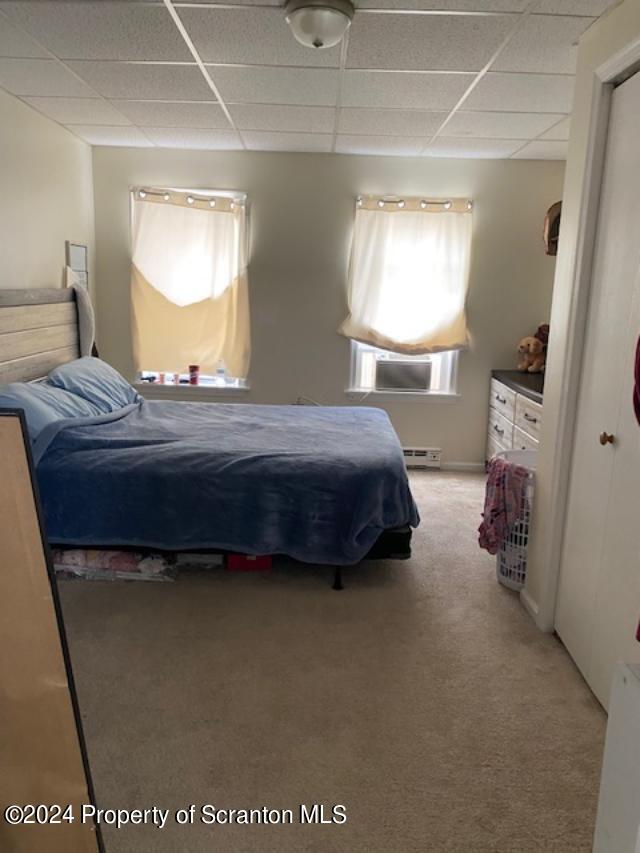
(524, 0), (640, 626)
(0, 90), (94, 292)
(92, 147), (563, 464)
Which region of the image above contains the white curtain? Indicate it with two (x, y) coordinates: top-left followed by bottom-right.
(132, 195), (246, 307)
(339, 197), (473, 354)
(130, 191), (250, 378)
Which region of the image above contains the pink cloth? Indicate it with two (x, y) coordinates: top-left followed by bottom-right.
(478, 457), (530, 555)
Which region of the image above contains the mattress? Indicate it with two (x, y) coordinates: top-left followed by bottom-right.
(35, 400), (419, 565)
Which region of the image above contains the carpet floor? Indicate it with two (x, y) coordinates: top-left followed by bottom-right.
(59, 471), (606, 853)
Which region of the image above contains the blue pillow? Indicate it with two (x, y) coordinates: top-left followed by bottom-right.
(0, 382), (102, 441)
(47, 357), (141, 414)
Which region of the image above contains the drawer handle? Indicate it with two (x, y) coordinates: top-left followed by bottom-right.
(493, 425), (504, 436)
(523, 413), (538, 423)
(495, 394), (507, 404)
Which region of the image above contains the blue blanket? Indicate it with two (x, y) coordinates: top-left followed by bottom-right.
(35, 400), (419, 565)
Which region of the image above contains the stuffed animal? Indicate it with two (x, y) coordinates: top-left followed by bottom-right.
(517, 336), (546, 373)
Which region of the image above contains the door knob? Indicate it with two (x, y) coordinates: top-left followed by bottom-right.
(599, 432), (615, 445)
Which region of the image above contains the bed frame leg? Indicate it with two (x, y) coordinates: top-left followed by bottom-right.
(332, 567), (344, 591)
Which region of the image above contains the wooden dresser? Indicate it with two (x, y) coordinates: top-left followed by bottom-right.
(486, 370), (544, 462)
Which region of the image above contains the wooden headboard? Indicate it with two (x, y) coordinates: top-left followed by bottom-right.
(0, 289), (80, 384)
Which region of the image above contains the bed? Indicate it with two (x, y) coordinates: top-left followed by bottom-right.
(0, 288), (419, 586)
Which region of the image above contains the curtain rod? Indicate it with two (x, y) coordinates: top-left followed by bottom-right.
(133, 188), (246, 207)
(137, 189), (170, 201)
(356, 195), (473, 211)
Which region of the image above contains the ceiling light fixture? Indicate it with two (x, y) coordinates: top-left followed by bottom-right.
(285, 0), (354, 50)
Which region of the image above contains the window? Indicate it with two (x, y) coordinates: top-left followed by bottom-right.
(130, 187), (250, 388)
(350, 342), (458, 395)
(339, 195), (472, 394)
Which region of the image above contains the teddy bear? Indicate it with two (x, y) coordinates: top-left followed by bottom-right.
(517, 336), (546, 373)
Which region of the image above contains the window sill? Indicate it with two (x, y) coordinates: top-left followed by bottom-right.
(345, 389), (460, 403)
(136, 382), (250, 400)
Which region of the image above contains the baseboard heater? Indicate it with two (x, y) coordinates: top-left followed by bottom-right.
(403, 447), (441, 469)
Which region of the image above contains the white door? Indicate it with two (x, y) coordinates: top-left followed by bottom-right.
(555, 71), (640, 710)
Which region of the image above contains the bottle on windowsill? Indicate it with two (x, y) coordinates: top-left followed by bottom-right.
(216, 360), (226, 387)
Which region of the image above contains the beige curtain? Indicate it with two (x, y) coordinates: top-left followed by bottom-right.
(339, 196), (473, 354)
(131, 190), (250, 377)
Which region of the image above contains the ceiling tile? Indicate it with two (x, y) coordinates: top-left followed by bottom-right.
(336, 135), (425, 155)
(66, 125), (153, 147)
(213, 67), (340, 107)
(0, 1), (191, 61)
(353, 0), (616, 10)
(342, 71), (473, 110)
(0, 58), (98, 97)
(424, 137), (523, 158)
(494, 14), (594, 74)
(353, 1), (530, 9)
(338, 107), (445, 136)
(110, 100), (230, 129)
(174, 0), (282, 4)
(539, 115), (570, 140)
(67, 62), (214, 101)
(23, 96), (131, 125)
(347, 13), (515, 72)
(229, 104), (335, 133)
(534, 0), (618, 13)
(178, 7), (339, 68)
(142, 127), (243, 150)
(511, 139), (568, 159)
(464, 72), (574, 113)
(0, 13), (49, 58)
(445, 110), (563, 139)
(243, 131), (332, 152)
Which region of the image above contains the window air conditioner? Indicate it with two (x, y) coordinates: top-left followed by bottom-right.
(374, 360), (431, 392)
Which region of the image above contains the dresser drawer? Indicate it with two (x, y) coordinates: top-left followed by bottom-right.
(488, 408), (512, 449)
(515, 394), (542, 438)
(513, 425), (539, 451)
(490, 379), (516, 422)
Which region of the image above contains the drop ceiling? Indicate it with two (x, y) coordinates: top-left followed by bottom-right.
(0, 0), (620, 159)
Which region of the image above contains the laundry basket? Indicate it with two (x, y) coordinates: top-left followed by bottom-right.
(495, 449), (537, 591)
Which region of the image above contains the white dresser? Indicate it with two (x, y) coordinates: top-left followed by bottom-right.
(486, 370), (544, 462)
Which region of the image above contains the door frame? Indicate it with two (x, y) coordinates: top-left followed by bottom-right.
(529, 34), (640, 632)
